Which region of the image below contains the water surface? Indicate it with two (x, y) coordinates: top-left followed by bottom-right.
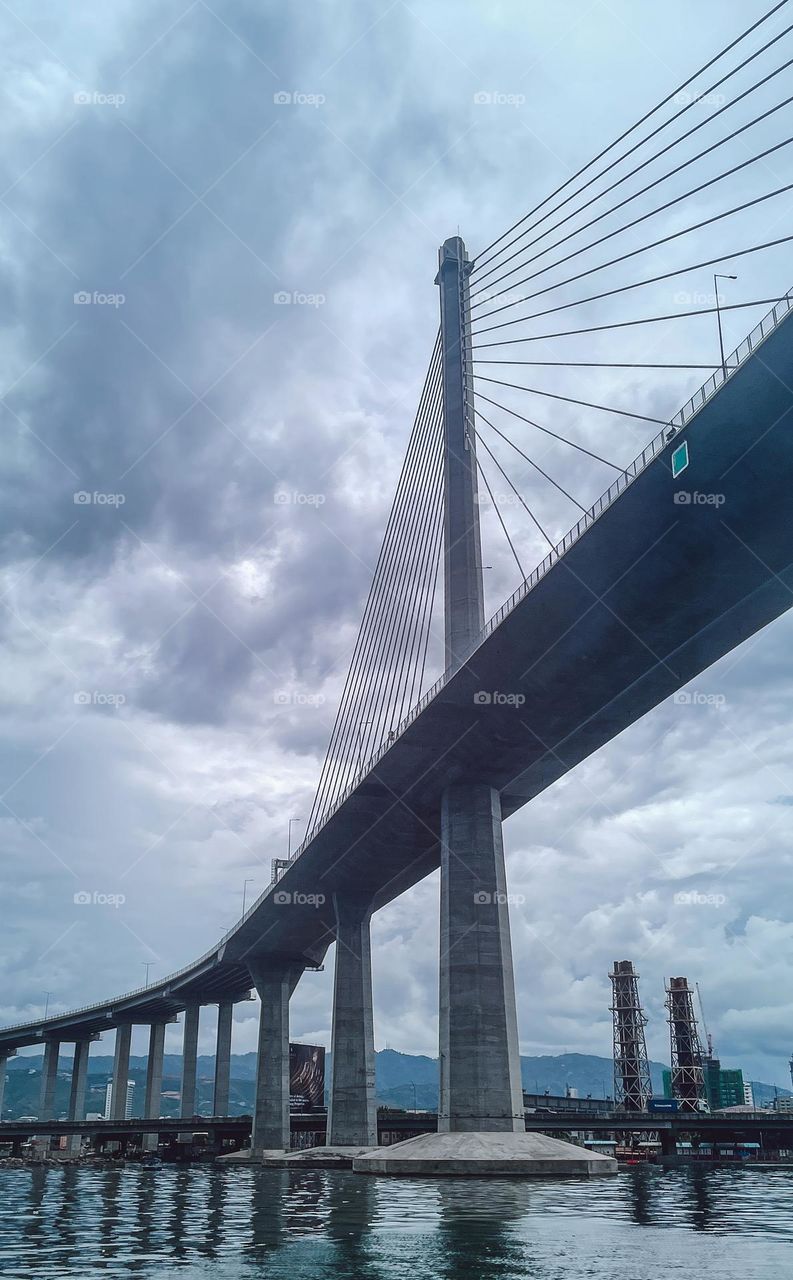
(0, 1164), (791, 1278)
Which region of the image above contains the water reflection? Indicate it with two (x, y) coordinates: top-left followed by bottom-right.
(0, 1164), (790, 1278)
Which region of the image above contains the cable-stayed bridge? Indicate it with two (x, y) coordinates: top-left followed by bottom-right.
(2, 3), (793, 1171)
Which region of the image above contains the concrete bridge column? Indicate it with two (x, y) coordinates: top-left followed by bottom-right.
(143, 1021), (167, 1151)
(38, 1038), (60, 1121)
(0, 1050), (16, 1119)
(66, 1038), (93, 1153)
(248, 962), (300, 1153)
(327, 895), (377, 1147)
(438, 782), (524, 1133)
(180, 1002), (201, 1118)
(111, 1023), (132, 1120)
(212, 999), (234, 1117)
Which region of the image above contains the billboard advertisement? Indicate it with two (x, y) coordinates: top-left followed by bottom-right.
(289, 1042), (325, 1111)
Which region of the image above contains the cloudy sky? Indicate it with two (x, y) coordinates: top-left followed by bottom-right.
(2, 0), (793, 1089)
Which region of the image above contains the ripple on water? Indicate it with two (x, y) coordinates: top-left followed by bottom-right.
(0, 1165), (791, 1279)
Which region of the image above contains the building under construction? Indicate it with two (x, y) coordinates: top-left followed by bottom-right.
(610, 960), (652, 1111)
(665, 976), (708, 1112)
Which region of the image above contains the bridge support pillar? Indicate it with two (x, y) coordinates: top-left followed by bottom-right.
(143, 1021), (167, 1151)
(213, 999), (234, 1117)
(327, 895), (377, 1147)
(249, 963), (300, 1153)
(439, 783), (524, 1132)
(0, 1049), (15, 1120)
(180, 1002), (200, 1120)
(111, 1023), (132, 1120)
(38, 1038), (60, 1122)
(67, 1038), (93, 1154)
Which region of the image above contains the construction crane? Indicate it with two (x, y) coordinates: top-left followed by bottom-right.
(696, 982), (714, 1060)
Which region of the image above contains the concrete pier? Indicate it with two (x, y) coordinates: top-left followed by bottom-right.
(143, 1022), (167, 1151)
(67, 1038), (93, 1154)
(111, 1024), (132, 1120)
(249, 962), (299, 1153)
(327, 895), (377, 1147)
(180, 1002), (200, 1118)
(439, 783), (524, 1132)
(38, 1038), (60, 1121)
(213, 999), (234, 1117)
(0, 1049), (16, 1119)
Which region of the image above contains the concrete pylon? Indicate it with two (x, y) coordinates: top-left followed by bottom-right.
(180, 1002), (200, 1118)
(436, 235), (484, 673)
(143, 1021), (167, 1151)
(327, 895), (377, 1146)
(248, 961), (301, 1153)
(436, 236), (522, 1134)
(110, 1023), (132, 1120)
(38, 1038), (60, 1121)
(213, 999), (234, 1117)
(439, 783), (524, 1131)
(0, 1050), (15, 1119)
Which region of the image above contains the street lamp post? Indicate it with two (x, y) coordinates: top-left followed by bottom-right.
(43, 991), (52, 1019)
(242, 878), (255, 916)
(714, 273), (738, 377)
(287, 818), (303, 858)
(142, 963), (153, 986)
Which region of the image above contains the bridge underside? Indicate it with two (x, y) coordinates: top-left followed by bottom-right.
(2, 309), (792, 1051)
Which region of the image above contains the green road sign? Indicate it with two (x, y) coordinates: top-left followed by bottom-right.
(671, 440), (689, 478)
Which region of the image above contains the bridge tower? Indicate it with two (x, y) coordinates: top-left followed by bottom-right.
(435, 237), (524, 1134)
(610, 960), (652, 1111)
(665, 976), (708, 1113)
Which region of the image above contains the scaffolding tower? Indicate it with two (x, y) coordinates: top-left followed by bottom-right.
(665, 976), (708, 1112)
(610, 960), (653, 1112)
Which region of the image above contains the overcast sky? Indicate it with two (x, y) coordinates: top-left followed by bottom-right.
(3, 0), (793, 1090)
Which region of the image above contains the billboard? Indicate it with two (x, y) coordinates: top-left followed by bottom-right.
(289, 1042), (325, 1111)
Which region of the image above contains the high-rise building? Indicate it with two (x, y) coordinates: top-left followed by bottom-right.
(743, 1081), (755, 1108)
(103, 1079), (135, 1119)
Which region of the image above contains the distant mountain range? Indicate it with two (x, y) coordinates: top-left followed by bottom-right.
(5, 1049), (789, 1119)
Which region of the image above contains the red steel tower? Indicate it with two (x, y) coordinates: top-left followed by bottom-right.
(665, 976), (708, 1112)
(610, 960), (653, 1111)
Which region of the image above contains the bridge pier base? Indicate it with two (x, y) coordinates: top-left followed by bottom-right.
(249, 963), (300, 1153)
(327, 895), (377, 1147)
(38, 1038), (60, 1124)
(439, 782), (524, 1132)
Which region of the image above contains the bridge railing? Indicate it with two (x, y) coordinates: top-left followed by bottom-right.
(295, 288), (793, 857)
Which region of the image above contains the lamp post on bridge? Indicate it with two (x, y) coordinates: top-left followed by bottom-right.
(714, 272), (737, 377)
